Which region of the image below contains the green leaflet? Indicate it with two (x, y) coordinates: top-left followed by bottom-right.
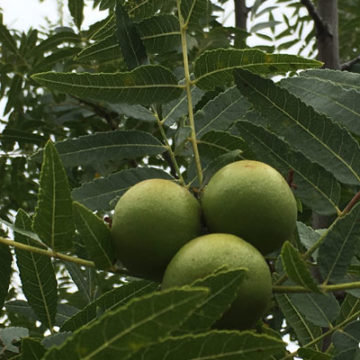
(234, 68), (360, 186)
(32, 141), (75, 251)
(15, 210), (58, 330)
(32, 65), (183, 105)
(72, 167), (173, 212)
(68, 0), (84, 29)
(43, 287), (208, 360)
(318, 203), (360, 283)
(281, 241), (319, 292)
(128, 330), (285, 360)
(0, 243), (12, 310)
(61, 280), (158, 332)
(281, 75), (360, 136)
(72, 202), (115, 270)
(194, 49), (322, 89)
(236, 121), (341, 215)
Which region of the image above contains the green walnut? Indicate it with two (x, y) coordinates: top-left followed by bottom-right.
(111, 179), (202, 280)
(162, 233), (272, 330)
(202, 160), (297, 254)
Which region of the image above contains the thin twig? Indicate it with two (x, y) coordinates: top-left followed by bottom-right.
(341, 55), (360, 71)
(341, 190), (360, 216)
(0, 236), (95, 267)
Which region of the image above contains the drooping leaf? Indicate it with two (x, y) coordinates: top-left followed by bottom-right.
(72, 167), (173, 211)
(234, 68), (360, 186)
(43, 287), (208, 360)
(194, 49), (322, 90)
(236, 121), (341, 215)
(0, 327), (28, 354)
(281, 242), (319, 292)
(275, 293), (322, 349)
(129, 330), (285, 360)
(0, 243), (12, 310)
(332, 321), (360, 360)
(72, 202), (115, 270)
(32, 141), (75, 251)
(289, 292), (340, 328)
(115, 1), (147, 69)
(14, 210), (58, 330)
(177, 267), (247, 333)
(137, 15), (180, 53)
(61, 280), (158, 332)
(281, 75), (360, 136)
(35, 130), (166, 169)
(32, 65), (183, 105)
(21, 338), (46, 360)
(194, 87), (250, 137)
(68, 0), (84, 29)
(318, 202), (360, 283)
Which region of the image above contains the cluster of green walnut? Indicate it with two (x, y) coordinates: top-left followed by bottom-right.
(111, 160), (298, 330)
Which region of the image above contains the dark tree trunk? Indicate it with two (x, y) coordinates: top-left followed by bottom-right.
(234, 0), (247, 30)
(317, 0), (340, 69)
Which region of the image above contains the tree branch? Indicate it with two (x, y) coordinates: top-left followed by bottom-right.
(341, 55), (360, 71)
(300, 0), (332, 37)
(234, 0), (249, 30)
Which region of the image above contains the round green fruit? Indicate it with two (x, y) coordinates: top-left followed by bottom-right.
(111, 179), (202, 280)
(162, 233), (272, 330)
(201, 160), (297, 254)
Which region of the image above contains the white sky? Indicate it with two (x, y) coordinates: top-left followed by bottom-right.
(0, 0), (310, 51)
(0, 0), (109, 30)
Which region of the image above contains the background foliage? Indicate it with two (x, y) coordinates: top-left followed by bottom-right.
(1, 0), (360, 359)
